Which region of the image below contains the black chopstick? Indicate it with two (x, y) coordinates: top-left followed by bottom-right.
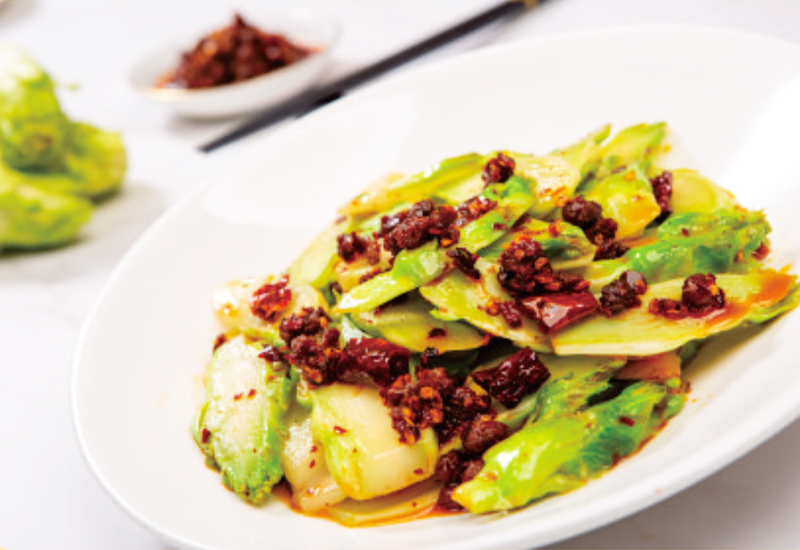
(199, 0), (536, 153)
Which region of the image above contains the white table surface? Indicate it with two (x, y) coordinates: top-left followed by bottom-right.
(1, 1), (800, 548)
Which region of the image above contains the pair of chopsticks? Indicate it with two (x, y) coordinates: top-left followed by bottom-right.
(200, 0), (543, 153)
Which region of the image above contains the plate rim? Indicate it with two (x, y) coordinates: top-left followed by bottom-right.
(72, 24), (800, 550)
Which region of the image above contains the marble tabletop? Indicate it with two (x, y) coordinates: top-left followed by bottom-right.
(1, 0), (800, 548)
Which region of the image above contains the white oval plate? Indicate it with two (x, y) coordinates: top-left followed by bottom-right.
(74, 27), (800, 550)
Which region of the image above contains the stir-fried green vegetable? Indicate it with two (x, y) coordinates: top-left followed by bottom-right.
(0, 46), (126, 252)
(193, 336), (294, 503)
(579, 209), (771, 290)
(192, 122), (798, 524)
(453, 381), (683, 513)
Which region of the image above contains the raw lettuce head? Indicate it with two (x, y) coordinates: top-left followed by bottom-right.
(0, 46), (69, 170)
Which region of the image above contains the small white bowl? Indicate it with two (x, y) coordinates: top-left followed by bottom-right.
(129, 7), (339, 119)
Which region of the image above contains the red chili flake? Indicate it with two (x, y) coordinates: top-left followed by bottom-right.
(650, 273), (726, 319)
(310, 445), (317, 453)
(547, 220), (563, 238)
(446, 247), (481, 281)
(462, 418), (509, 455)
(247, 389), (257, 398)
(562, 195), (603, 228)
(681, 228), (690, 237)
(497, 237), (590, 297)
(648, 297), (685, 319)
(493, 223), (509, 231)
(258, 345), (282, 363)
(338, 338), (411, 387)
(619, 416), (636, 427)
(482, 153), (516, 186)
(433, 415), (512, 507)
(279, 307), (330, 345)
(589, 218), (628, 259)
(650, 170), (673, 223)
(519, 290), (599, 332)
(594, 238), (629, 261)
(456, 196), (497, 226)
(288, 335), (334, 385)
(212, 333), (227, 352)
(377, 199), (460, 254)
(233, 392), (243, 401)
(309, 460), (316, 468)
(201, 428), (211, 444)
(562, 196), (628, 260)
(287, 328), (410, 388)
(381, 368), (491, 444)
(428, 328), (447, 339)
(752, 242), (770, 261)
(414, 468), (424, 475)
(333, 426), (347, 435)
(599, 270), (648, 316)
(472, 348), (550, 408)
(336, 232), (380, 264)
(682, 273), (726, 315)
(250, 277), (292, 322)
(434, 450), (465, 484)
(158, 14), (311, 90)
(496, 238), (548, 296)
(460, 459), (485, 483)
(437, 385), (495, 444)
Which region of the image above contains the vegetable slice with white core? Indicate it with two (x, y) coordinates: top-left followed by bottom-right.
(552, 271), (796, 356)
(352, 292), (487, 352)
(339, 154), (484, 217)
(192, 335), (293, 504)
(289, 217), (351, 289)
(453, 381), (682, 513)
(582, 165), (661, 240)
(311, 384), (438, 500)
(213, 278), (327, 341)
(552, 124), (611, 180)
(420, 266), (551, 352)
(327, 479), (441, 526)
(281, 403), (347, 512)
(669, 168), (738, 214)
(480, 218), (596, 270)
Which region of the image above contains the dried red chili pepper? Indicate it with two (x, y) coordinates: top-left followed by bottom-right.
(520, 290), (600, 332)
(471, 348), (550, 408)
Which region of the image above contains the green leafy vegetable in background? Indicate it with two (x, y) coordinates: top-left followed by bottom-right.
(0, 45), (127, 252)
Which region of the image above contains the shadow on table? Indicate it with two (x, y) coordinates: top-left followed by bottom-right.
(0, 181), (167, 286)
